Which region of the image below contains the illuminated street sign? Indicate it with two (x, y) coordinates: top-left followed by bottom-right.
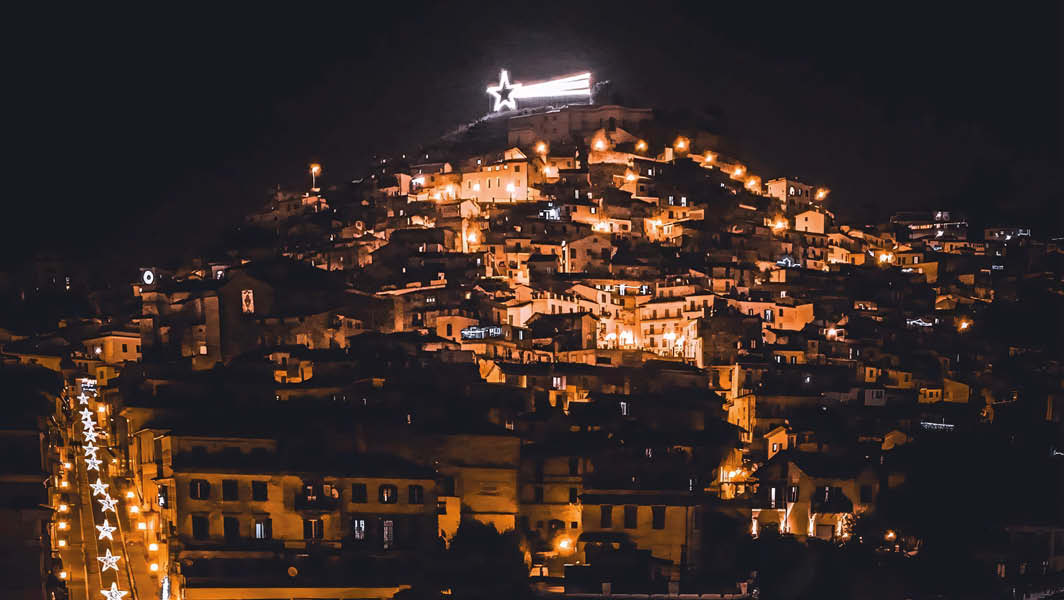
(486, 70), (592, 112)
(461, 326), (503, 340)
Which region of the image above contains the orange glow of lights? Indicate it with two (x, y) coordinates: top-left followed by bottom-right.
(635, 140), (647, 152)
(58, 521), (68, 530)
(309, 163), (322, 176)
(63, 462), (71, 469)
(149, 543), (158, 552)
(129, 505), (140, 514)
(138, 522), (147, 530)
(673, 136), (689, 151)
(466, 232), (478, 244)
(815, 187), (830, 201)
(958, 319), (971, 331)
(150, 562), (159, 572)
(733, 165), (746, 178)
(703, 152), (716, 164)
(60, 481), (68, 488)
(535, 142), (547, 154)
(59, 571), (68, 580)
(745, 176), (761, 191)
(126, 491), (135, 499)
(593, 139), (606, 151)
(885, 530), (896, 541)
(58, 539), (66, 547)
(58, 504), (68, 512)
(556, 537), (574, 552)
(624, 171), (636, 182)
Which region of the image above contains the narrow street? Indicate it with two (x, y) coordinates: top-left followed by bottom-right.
(57, 399), (159, 600)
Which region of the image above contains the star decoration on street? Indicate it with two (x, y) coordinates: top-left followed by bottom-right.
(90, 477), (109, 496)
(96, 518), (116, 541)
(84, 442), (100, 458)
(85, 456), (102, 471)
(78, 393), (89, 405)
(79, 408), (94, 421)
(486, 69), (520, 112)
(100, 582), (128, 600)
(82, 427), (99, 443)
(98, 494), (118, 513)
(97, 548), (122, 572)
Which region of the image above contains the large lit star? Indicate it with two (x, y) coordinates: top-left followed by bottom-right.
(96, 518), (116, 541)
(78, 408), (94, 421)
(98, 494), (117, 513)
(100, 582), (128, 600)
(85, 456), (102, 471)
(84, 442), (100, 458)
(486, 69), (520, 112)
(78, 393), (89, 405)
(90, 477), (109, 497)
(82, 427), (99, 443)
(97, 548), (121, 572)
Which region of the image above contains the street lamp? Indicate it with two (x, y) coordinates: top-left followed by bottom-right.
(310, 163), (322, 190)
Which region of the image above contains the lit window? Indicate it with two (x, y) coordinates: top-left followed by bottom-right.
(379, 485), (398, 504)
(352, 518), (366, 541)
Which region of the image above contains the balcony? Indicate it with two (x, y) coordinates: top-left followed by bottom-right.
(295, 494), (340, 512)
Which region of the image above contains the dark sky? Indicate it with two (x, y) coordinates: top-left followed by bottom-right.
(8, 3), (1062, 265)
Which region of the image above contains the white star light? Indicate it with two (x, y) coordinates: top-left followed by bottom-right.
(79, 408), (94, 421)
(82, 428), (99, 443)
(78, 393), (89, 405)
(97, 548), (122, 572)
(100, 582), (128, 600)
(486, 69), (520, 112)
(98, 494), (117, 513)
(85, 456), (102, 471)
(96, 518), (116, 541)
(90, 478), (109, 497)
(84, 442), (100, 458)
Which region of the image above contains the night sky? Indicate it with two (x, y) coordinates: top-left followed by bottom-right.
(9, 4), (1062, 265)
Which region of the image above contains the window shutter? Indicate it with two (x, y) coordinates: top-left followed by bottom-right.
(303, 519), (312, 540)
(265, 518), (273, 539)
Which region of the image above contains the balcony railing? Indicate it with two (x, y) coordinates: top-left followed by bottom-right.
(295, 494), (340, 512)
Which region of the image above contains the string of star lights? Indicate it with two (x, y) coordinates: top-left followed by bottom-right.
(75, 392), (130, 600)
(486, 70), (592, 112)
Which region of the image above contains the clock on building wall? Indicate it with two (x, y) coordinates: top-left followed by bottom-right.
(141, 269), (155, 285)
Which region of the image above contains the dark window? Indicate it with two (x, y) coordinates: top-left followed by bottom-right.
(534, 486), (544, 503)
(600, 505), (613, 528)
(624, 505), (638, 529)
(408, 485), (424, 504)
(122, 344), (128, 352)
(192, 515), (209, 540)
(568, 457), (579, 475)
(252, 481), (267, 502)
(222, 479), (238, 501)
(652, 506), (666, 529)
(571, 521), (579, 529)
(569, 487), (578, 503)
(224, 516), (239, 540)
(351, 483), (368, 503)
(860, 485), (875, 503)
(190, 479), (210, 500)
(379, 484), (398, 504)
(519, 516), (530, 531)
(303, 518), (323, 540)
(534, 459), (544, 481)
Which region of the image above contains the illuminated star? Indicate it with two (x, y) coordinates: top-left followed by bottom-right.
(84, 442), (100, 458)
(78, 393), (89, 405)
(100, 582), (128, 600)
(98, 494), (117, 513)
(90, 477), (109, 497)
(97, 548), (121, 572)
(78, 408), (94, 421)
(96, 518), (116, 541)
(85, 456), (102, 471)
(82, 428), (99, 443)
(486, 69), (521, 112)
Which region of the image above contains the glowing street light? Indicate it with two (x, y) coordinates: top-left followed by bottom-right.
(535, 141), (548, 155)
(673, 136), (689, 152)
(958, 319), (972, 332)
(815, 187), (830, 201)
(703, 152), (716, 165)
(309, 163), (322, 190)
(635, 140), (647, 152)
